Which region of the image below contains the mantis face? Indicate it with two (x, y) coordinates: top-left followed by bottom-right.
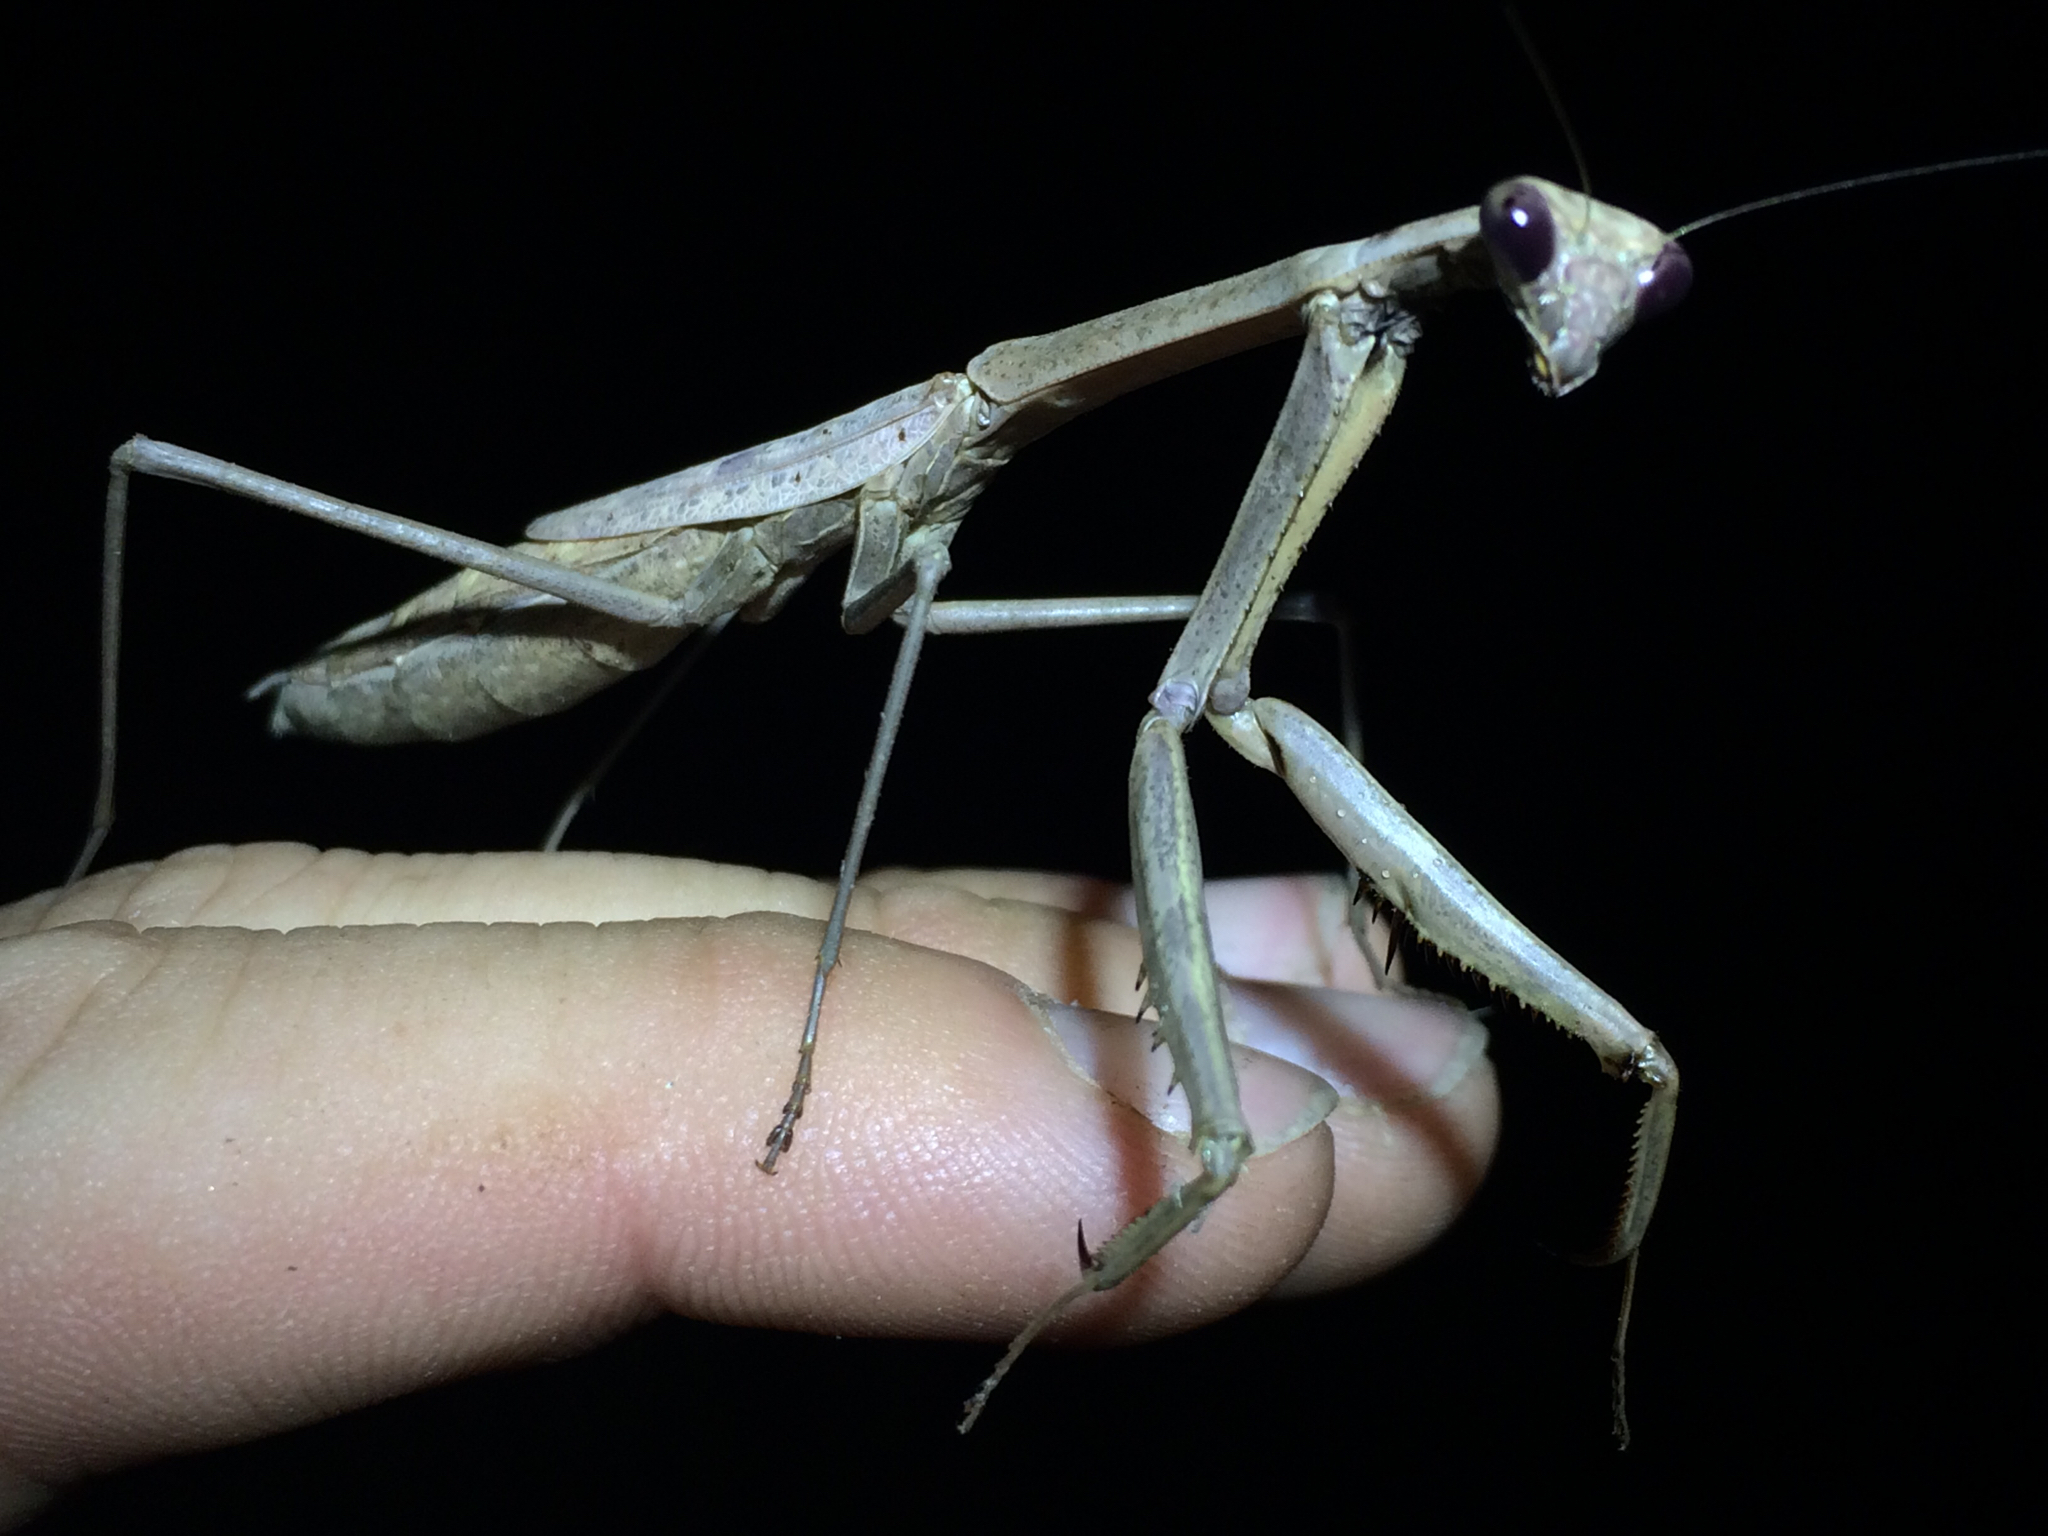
(1480, 174), (1693, 395)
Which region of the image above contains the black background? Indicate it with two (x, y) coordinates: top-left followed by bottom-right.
(5, 5), (2042, 1526)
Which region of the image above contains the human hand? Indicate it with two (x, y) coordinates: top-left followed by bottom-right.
(0, 845), (1495, 1516)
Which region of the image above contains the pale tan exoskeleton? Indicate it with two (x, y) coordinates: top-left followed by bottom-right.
(63, 145), (2045, 1441)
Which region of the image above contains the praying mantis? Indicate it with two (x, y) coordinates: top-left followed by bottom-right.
(5, 9), (2042, 1519)
(82, 166), (1708, 1432)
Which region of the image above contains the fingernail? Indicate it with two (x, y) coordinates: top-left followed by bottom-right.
(1221, 980), (1488, 1107)
(1037, 997), (1337, 1155)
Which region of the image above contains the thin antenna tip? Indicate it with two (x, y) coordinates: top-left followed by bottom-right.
(1673, 148), (2048, 240)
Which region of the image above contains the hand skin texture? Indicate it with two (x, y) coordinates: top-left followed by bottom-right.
(0, 845), (1496, 1518)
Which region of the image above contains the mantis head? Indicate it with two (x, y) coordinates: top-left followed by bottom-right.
(1479, 175), (1692, 397)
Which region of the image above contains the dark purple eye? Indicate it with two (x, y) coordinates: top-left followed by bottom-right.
(1480, 180), (1556, 285)
(1633, 241), (1693, 322)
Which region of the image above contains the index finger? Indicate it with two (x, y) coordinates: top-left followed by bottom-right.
(0, 847), (1492, 1489)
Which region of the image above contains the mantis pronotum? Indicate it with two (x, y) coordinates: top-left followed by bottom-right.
(5, 10), (2041, 1515)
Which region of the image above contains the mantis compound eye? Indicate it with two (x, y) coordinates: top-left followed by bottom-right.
(1480, 179), (1556, 284)
(1632, 241), (1693, 323)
